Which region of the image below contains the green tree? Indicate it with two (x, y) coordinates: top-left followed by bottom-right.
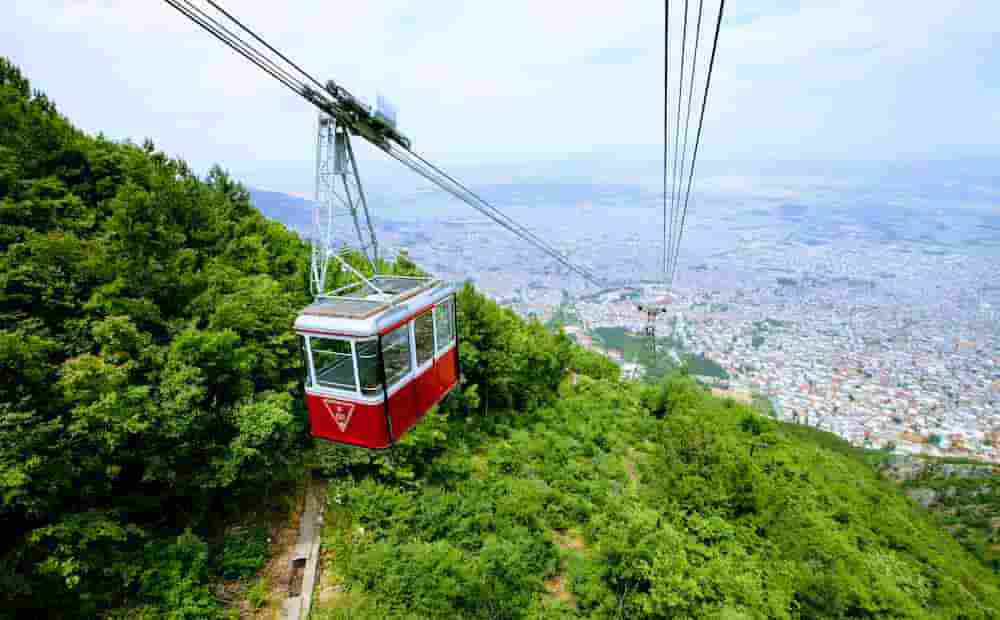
(0, 57), (315, 616)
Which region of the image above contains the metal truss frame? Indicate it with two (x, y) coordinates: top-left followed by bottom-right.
(310, 113), (381, 297)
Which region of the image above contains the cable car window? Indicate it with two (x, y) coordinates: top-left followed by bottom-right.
(311, 337), (356, 391)
(356, 339), (380, 396)
(434, 297), (456, 352)
(414, 311), (434, 366)
(382, 324), (412, 387)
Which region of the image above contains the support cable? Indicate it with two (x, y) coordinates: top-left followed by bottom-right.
(397, 149), (552, 256)
(668, 0), (705, 281)
(387, 148), (602, 286)
(401, 148), (587, 277)
(662, 0), (670, 276)
(668, 0), (725, 285)
(203, 0), (329, 93)
(164, 1), (309, 99)
(170, 0), (307, 93)
(387, 150), (593, 282)
(666, 0), (689, 283)
(387, 147), (604, 286)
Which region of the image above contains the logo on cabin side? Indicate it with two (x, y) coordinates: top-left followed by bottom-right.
(323, 399), (355, 433)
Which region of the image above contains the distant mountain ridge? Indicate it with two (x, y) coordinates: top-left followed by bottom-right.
(249, 187), (314, 232)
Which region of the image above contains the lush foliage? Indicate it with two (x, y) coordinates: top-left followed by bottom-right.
(0, 57), (320, 616)
(900, 463), (1000, 572)
(315, 291), (1000, 619)
(455, 283), (576, 414)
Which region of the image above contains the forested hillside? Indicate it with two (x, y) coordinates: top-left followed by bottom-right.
(895, 459), (1000, 572)
(3, 56), (1000, 619)
(310, 292), (1000, 618)
(2, 57), (332, 616)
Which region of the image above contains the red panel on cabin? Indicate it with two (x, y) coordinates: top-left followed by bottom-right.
(306, 393), (391, 449)
(306, 346), (459, 448)
(387, 380), (418, 441)
(385, 347), (458, 441)
(436, 347), (459, 399)
(415, 363), (439, 416)
(431, 356), (446, 401)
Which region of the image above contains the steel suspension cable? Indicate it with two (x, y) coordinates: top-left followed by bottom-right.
(386, 147), (603, 286)
(392, 147), (603, 285)
(401, 148), (587, 275)
(667, 0), (705, 281)
(172, 0), (305, 92)
(662, 0), (670, 276)
(668, 0), (726, 285)
(164, 1), (309, 100)
(203, 0), (329, 93)
(666, 0), (690, 284)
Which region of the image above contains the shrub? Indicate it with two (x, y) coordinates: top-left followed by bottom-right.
(212, 526), (269, 581)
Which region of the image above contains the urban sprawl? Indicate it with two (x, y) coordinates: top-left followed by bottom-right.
(391, 214), (1000, 464)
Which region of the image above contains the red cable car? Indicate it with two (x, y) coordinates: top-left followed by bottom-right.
(295, 275), (459, 449)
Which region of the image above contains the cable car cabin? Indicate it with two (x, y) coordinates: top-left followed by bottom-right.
(294, 276), (459, 449)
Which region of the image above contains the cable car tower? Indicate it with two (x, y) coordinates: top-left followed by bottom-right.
(637, 292), (671, 359)
(310, 112), (380, 296)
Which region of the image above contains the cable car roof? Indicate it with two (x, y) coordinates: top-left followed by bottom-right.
(295, 276), (454, 338)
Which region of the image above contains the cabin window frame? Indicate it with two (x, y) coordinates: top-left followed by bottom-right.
(413, 308), (436, 373)
(355, 338), (381, 397)
(381, 321), (413, 391)
(306, 335), (360, 393)
(303, 331), (418, 402)
(433, 295), (457, 358)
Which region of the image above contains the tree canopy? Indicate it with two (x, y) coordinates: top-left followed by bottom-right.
(1, 56), (313, 616)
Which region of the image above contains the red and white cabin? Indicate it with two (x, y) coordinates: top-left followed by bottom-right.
(294, 276), (459, 449)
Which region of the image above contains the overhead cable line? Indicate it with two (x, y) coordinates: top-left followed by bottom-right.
(164, 1), (309, 100)
(203, 0), (328, 93)
(168, 0), (304, 93)
(161, 0), (604, 288)
(667, 0), (705, 282)
(399, 148), (599, 284)
(662, 0), (670, 276)
(386, 145), (604, 286)
(665, 0), (689, 284)
(668, 0), (726, 285)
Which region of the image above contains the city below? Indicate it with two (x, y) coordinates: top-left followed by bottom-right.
(254, 169), (1000, 464)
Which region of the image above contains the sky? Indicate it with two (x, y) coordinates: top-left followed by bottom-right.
(4, 0), (1000, 196)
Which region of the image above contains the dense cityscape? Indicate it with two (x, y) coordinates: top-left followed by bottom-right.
(376, 193), (1000, 464)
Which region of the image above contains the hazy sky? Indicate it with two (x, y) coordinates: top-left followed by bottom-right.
(5, 1), (1000, 195)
